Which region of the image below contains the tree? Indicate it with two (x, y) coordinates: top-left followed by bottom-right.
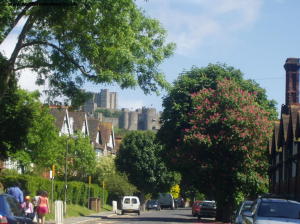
(0, 0), (175, 104)
(58, 134), (96, 181)
(93, 156), (137, 202)
(159, 64), (277, 166)
(184, 79), (273, 221)
(115, 131), (180, 197)
(0, 86), (43, 159)
(158, 64), (277, 222)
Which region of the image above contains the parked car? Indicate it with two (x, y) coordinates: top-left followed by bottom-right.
(174, 198), (184, 208)
(192, 200), (202, 216)
(197, 200), (217, 219)
(157, 193), (175, 209)
(146, 200), (161, 211)
(242, 196), (300, 224)
(0, 194), (33, 224)
(121, 196), (140, 215)
(233, 200), (253, 224)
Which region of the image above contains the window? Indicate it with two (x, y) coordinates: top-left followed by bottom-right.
(132, 198), (138, 204)
(124, 198), (130, 204)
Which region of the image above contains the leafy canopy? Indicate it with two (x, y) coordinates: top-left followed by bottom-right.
(115, 131), (180, 195)
(0, 0), (175, 103)
(158, 64), (277, 222)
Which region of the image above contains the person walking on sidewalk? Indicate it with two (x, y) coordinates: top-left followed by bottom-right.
(21, 195), (34, 219)
(37, 191), (50, 224)
(7, 183), (24, 204)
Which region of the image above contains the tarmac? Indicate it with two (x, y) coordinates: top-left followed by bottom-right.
(45, 210), (117, 224)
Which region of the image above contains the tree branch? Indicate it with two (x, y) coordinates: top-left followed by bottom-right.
(21, 40), (97, 79)
(13, 62), (53, 72)
(9, 14), (35, 68)
(0, 5), (32, 46)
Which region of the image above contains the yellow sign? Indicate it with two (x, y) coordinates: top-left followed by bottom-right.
(88, 176), (91, 185)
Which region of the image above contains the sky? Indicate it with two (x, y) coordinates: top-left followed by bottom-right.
(1, 0), (300, 113)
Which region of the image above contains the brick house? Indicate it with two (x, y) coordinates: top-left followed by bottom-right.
(269, 58), (300, 200)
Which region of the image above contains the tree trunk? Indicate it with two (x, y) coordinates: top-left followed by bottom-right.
(0, 58), (14, 99)
(215, 200), (234, 222)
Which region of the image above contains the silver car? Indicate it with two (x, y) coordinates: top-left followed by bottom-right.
(233, 200), (253, 224)
(243, 197), (300, 224)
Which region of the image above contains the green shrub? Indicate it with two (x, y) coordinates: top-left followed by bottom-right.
(0, 174), (108, 206)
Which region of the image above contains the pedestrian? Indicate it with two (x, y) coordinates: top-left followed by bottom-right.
(37, 191), (50, 224)
(7, 183), (24, 204)
(32, 191), (41, 212)
(21, 196), (34, 219)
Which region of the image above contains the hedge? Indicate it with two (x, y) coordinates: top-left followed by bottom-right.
(0, 175), (108, 206)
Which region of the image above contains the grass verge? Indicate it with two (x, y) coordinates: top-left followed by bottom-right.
(46, 204), (112, 221)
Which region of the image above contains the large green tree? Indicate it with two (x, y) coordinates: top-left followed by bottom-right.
(0, 0), (175, 103)
(184, 79), (273, 221)
(115, 131), (180, 197)
(159, 64), (277, 162)
(158, 64), (277, 221)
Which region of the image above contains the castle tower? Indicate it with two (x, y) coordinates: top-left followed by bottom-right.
(120, 108), (129, 129)
(128, 111), (138, 130)
(284, 58), (300, 106)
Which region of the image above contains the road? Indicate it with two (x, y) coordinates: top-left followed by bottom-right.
(84, 208), (217, 224)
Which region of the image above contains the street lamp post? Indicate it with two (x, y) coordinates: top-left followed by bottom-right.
(64, 138), (69, 215)
(64, 135), (78, 215)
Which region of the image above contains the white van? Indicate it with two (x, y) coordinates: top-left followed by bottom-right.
(121, 196), (141, 215)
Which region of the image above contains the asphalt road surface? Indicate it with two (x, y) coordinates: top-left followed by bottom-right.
(84, 208), (218, 224)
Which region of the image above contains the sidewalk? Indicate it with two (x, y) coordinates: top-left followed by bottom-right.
(45, 210), (116, 224)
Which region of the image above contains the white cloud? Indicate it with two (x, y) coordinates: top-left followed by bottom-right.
(138, 0), (263, 55)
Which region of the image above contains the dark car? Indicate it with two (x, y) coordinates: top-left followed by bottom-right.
(233, 200), (253, 224)
(146, 200), (161, 211)
(197, 200), (216, 219)
(0, 194), (33, 224)
(174, 198), (184, 208)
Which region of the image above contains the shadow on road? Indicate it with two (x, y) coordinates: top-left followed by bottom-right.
(101, 216), (229, 223)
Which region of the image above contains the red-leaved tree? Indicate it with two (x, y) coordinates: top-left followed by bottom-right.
(183, 79), (273, 221)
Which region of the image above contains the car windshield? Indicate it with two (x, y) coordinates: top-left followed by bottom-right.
(242, 202), (253, 212)
(201, 202), (215, 207)
(258, 201), (300, 219)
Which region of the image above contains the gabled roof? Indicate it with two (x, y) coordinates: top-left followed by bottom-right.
(289, 104), (300, 139)
(99, 122), (113, 144)
(49, 108), (67, 130)
(68, 111), (86, 133)
(273, 121), (280, 152)
(281, 113), (290, 143)
(87, 118), (100, 144)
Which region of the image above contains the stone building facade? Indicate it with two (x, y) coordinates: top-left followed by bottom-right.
(83, 89), (118, 113)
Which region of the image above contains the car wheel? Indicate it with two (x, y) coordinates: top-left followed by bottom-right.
(138, 211), (140, 216)
(121, 210), (124, 215)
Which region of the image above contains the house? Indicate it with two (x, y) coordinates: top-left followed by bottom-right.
(49, 106), (73, 136)
(68, 111), (89, 136)
(87, 119), (116, 158)
(269, 58), (300, 200)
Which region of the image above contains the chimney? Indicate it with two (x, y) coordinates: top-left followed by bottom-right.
(284, 58), (300, 106)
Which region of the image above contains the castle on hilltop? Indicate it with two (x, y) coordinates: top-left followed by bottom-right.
(82, 89), (161, 131)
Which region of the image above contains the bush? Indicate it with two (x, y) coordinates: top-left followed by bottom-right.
(0, 174), (108, 206)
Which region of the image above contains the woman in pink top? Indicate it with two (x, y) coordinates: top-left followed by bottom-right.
(37, 191), (50, 224)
